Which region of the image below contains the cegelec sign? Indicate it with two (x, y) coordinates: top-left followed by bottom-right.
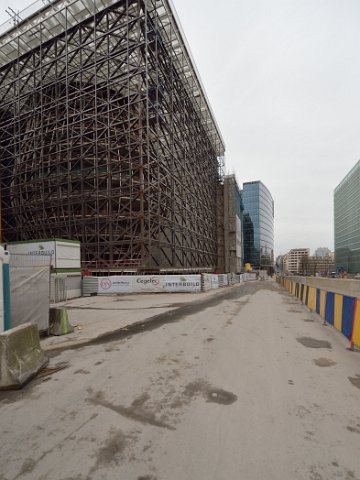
(136, 277), (160, 285)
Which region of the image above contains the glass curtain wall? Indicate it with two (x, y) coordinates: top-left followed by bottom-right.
(242, 181), (274, 270)
(334, 160), (360, 274)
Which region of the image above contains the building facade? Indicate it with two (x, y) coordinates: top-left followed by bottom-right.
(334, 160), (360, 274)
(0, 0), (224, 271)
(306, 254), (334, 276)
(217, 175), (243, 273)
(314, 247), (331, 258)
(285, 248), (310, 274)
(241, 181), (274, 271)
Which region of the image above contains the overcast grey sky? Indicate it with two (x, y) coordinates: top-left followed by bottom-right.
(172, 0), (360, 256)
(1, 0), (360, 256)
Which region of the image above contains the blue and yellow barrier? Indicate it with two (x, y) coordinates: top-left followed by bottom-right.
(351, 299), (360, 348)
(277, 276), (360, 349)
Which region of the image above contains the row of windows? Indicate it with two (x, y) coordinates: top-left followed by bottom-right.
(334, 162), (360, 273)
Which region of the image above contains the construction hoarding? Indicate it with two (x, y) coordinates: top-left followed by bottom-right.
(98, 275), (201, 294)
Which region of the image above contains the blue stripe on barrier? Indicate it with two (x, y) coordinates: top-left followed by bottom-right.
(342, 296), (355, 340)
(300, 284), (304, 300)
(295, 283), (298, 297)
(325, 292), (334, 325)
(305, 286), (309, 305)
(316, 288), (320, 314)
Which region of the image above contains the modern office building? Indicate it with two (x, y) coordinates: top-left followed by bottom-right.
(334, 160), (360, 273)
(314, 247), (331, 258)
(0, 0), (224, 271)
(241, 181), (274, 271)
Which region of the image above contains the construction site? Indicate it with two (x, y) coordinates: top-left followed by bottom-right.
(0, 0), (225, 272)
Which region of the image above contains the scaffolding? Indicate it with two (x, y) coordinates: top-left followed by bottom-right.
(0, 0), (225, 271)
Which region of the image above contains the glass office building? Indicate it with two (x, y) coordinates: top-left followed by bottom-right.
(241, 181), (274, 270)
(334, 160), (360, 273)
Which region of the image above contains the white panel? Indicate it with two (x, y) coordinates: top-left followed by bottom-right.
(55, 243), (81, 269)
(211, 274), (219, 289)
(10, 266), (50, 331)
(97, 275), (201, 294)
(98, 276), (132, 294)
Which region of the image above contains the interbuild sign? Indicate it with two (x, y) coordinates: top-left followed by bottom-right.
(98, 275), (201, 294)
(163, 275), (201, 292)
(7, 239), (81, 269)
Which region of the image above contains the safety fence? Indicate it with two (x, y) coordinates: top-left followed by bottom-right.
(202, 273), (257, 291)
(9, 253), (51, 332)
(83, 272), (258, 296)
(278, 277), (360, 349)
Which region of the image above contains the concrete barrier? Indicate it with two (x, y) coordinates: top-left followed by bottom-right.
(277, 276), (360, 349)
(0, 323), (48, 389)
(49, 307), (74, 336)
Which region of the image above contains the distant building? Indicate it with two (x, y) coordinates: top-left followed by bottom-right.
(286, 248), (310, 274)
(314, 247), (331, 258)
(275, 255), (285, 273)
(217, 175), (243, 273)
(282, 247), (334, 276)
(241, 181), (274, 271)
(306, 255), (335, 276)
(334, 161), (360, 273)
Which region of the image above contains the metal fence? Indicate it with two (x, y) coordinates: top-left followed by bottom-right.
(9, 253), (51, 331)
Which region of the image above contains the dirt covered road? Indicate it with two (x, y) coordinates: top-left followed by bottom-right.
(1, 281), (360, 480)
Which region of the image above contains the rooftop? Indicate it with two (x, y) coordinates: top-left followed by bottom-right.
(0, 0), (225, 153)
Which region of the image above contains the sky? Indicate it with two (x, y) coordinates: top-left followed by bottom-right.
(1, 0), (360, 257)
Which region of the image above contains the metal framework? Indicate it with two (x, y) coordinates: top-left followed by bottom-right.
(0, 0), (225, 270)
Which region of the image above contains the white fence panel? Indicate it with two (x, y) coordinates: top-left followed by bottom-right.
(201, 273), (212, 292)
(9, 253), (50, 331)
(97, 275), (201, 294)
(98, 276), (134, 294)
(10, 267), (50, 331)
(211, 274), (219, 289)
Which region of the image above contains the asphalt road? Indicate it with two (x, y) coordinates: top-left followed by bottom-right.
(1, 281), (360, 480)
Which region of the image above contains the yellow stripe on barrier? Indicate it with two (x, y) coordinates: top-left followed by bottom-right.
(292, 282), (296, 295)
(334, 294), (343, 332)
(308, 287), (316, 312)
(352, 300), (360, 348)
(320, 290), (326, 318)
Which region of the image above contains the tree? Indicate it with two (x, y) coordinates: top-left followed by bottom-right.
(300, 254), (309, 275)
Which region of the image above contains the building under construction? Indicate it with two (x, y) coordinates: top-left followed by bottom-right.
(0, 0), (224, 271)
